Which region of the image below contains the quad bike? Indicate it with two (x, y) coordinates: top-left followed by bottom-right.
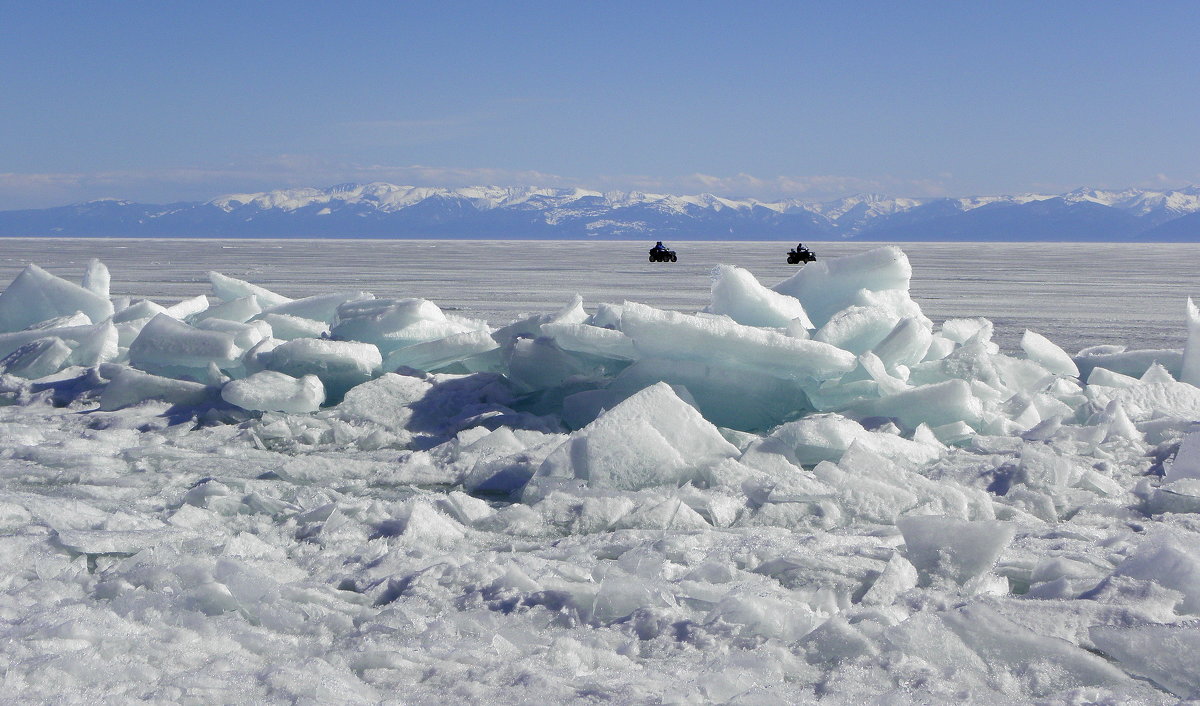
(787, 247), (816, 264)
(649, 248), (677, 262)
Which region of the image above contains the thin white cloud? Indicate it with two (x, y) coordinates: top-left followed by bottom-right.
(597, 172), (953, 202)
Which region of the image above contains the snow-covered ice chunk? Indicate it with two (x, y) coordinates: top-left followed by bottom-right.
(607, 357), (812, 431)
(492, 295), (588, 341)
(503, 336), (600, 391)
(0, 264), (114, 333)
(112, 299), (168, 323)
(1086, 366), (1139, 388)
(846, 379), (983, 430)
(813, 305), (903, 355)
(192, 317), (270, 350)
(99, 367), (213, 410)
(128, 314), (242, 376)
(615, 496), (709, 530)
(0, 321), (117, 363)
(861, 553), (919, 605)
(939, 605), (1130, 694)
(1090, 625), (1200, 698)
(527, 382), (739, 493)
(66, 321), (118, 367)
(82, 258), (109, 298)
(922, 334), (957, 361)
(221, 370), (325, 413)
(266, 338), (381, 399)
(872, 316), (933, 369)
(704, 584), (827, 642)
(767, 413), (942, 466)
(1074, 347), (1181, 380)
(897, 515), (1014, 585)
(331, 372), (430, 429)
(619, 301), (856, 381)
(208, 270), (291, 307)
(331, 297), (445, 343)
(1021, 329), (1078, 377)
(242, 336), (283, 375)
(706, 265), (813, 329)
(539, 323), (639, 361)
(462, 429), (563, 494)
(383, 330), (499, 373)
(1182, 297), (1200, 386)
(772, 246), (912, 327)
(1166, 431), (1200, 482)
(0, 337), (73, 378)
(259, 291), (372, 323)
(163, 294), (209, 319)
(193, 294), (261, 323)
(1109, 538), (1200, 614)
(1142, 361), (1176, 383)
(940, 317), (993, 345)
(1086, 379), (1200, 421)
(25, 311), (92, 330)
(254, 312), (328, 341)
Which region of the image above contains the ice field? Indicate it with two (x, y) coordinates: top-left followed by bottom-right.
(2, 239), (1197, 353)
(4, 239), (1200, 702)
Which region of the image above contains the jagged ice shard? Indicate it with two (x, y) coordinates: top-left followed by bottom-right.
(0, 245), (1198, 703)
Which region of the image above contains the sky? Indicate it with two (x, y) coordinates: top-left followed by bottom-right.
(1, 1), (1198, 209)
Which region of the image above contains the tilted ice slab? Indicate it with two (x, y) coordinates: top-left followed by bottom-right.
(705, 264), (813, 329)
(208, 270), (292, 308)
(619, 301), (856, 381)
(0, 263), (114, 332)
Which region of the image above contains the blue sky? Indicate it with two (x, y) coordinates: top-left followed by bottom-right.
(1, 1), (1198, 208)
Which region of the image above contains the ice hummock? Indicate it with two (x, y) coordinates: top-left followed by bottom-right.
(0, 246), (1194, 703)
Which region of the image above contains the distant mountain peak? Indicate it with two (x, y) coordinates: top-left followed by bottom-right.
(6, 183), (1200, 240)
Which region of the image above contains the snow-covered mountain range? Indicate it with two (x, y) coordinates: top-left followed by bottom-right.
(3, 182), (1200, 240)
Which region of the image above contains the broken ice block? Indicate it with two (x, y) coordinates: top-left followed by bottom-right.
(1021, 329), (1078, 378)
(221, 370), (325, 413)
(619, 301), (856, 381)
(259, 291), (372, 324)
(772, 246), (912, 327)
(527, 382), (739, 493)
(128, 314), (242, 377)
(0, 337), (73, 379)
(897, 515), (1014, 585)
(266, 338), (381, 399)
(706, 265), (813, 329)
(0, 264), (114, 333)
(208, 271), (291, 307)
(100, 367), (214, 410)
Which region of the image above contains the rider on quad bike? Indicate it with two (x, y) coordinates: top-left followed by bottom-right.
(649, 241), (677, 262)
(787, 242), (815, 264)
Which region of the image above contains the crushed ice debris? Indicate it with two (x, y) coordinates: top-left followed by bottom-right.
(0, 246), (1196, 701)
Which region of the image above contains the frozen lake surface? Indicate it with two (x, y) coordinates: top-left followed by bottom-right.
(1, 238), (1195, 353)
(3, 238), (1200, 703)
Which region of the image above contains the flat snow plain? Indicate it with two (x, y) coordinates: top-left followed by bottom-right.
(2, 238), (1200, 703)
